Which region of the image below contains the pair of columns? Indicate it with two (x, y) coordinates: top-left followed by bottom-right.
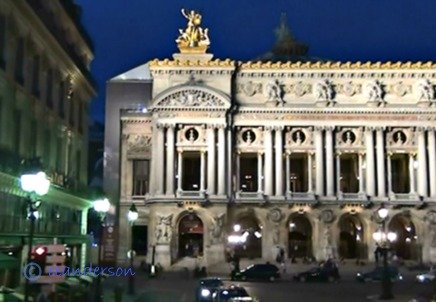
(314, 126), (335, 196)
(153, 123), (226, 196)
(262, 126), (284, 196)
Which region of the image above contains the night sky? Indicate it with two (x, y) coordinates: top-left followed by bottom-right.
(75, 0), (436, 124)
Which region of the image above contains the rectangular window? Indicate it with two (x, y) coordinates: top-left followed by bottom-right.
(340, 154), (359, 193)
(78, 100), (83, 133)
(44, 130), (51, 167)
(14, 38), (24, 85)
(13, 109), (21, 153)
(239, 153), (258, 192)
(32, 56), (40, 97)
(132, 225), (148, 256)
(0, 15), (6, 69)
(29, 120), (37, 157)
(76, 150), (81, 183)
(289, 153), (308, 192)
(46, 69), (53, 108)
(56, 137), (63, 172)
(59, 80), (65, 118)
(132, 160), (150, 196)
(391, 154), (410, 193)
(69, 98), (75, 127)
(182, 152), (200, 191)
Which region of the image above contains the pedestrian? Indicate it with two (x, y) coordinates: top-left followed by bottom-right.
(374, 245), (380, 266)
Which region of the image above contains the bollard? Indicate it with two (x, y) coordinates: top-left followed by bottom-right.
(114, 284), (124, 302)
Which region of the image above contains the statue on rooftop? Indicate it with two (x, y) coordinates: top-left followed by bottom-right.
(176, 9), (210, 53)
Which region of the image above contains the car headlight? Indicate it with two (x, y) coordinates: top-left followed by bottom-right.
(417, 275), (425, 282)
(399, 275), (403, 280)
(357, 273), (361, 277)
(201, 289), (211, 297)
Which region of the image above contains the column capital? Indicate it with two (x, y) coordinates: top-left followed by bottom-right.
(206, 124), (216, 130)
(216, 124), (226, 130)
(325, 126), (335, 132)
(375, 126), (386, 132)
(415, 126), (427, 133)
(314, 126), (324, 132)
(156, 122), (165, 130)
(273, 125), (284, 131)
(364, 126), (376, 132)
(264, 126), (274, 131)
(165, 123), (176, 129)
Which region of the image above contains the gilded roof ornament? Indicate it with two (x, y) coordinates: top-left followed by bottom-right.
(176, 9), (210, 54)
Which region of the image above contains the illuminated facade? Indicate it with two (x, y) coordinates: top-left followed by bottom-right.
(108, 11), (436, 269)
(0, 0), (95, 286)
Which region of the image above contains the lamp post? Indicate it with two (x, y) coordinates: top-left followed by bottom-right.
(127, 204), (138, 295)
(372, 205), (397, 300)
(93, 198), (110, 302)
(20, 159), (50, 302)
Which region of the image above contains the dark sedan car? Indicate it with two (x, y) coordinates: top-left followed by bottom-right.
(196, 277), (224, 302)
(294, 266), (340, 283)
(356, 266), (403, 282)
(232, 263), (280, 282)
(212, 285), (256, 302)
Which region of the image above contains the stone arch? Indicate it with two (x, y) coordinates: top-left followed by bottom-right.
(337, 213), (365, 259)
(229, 211), (263, 259)
(287, 213), (313, 259)
(171, 210), (208, 263)
(151, 84), (231, 110)
(388, 212), (419, 261)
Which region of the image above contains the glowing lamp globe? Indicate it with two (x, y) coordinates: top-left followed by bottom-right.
(372, 230), (383, 242)
(377, 207), (389, 220)
(127, 204), (138, 222)
(94, 198), (110, 213)
(387, 232), (397, 242)
(20, 172), (50, 196)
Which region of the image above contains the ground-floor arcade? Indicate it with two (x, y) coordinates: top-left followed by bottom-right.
(117, 202), (436, 269)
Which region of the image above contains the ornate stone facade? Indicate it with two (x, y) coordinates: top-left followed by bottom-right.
(112, 14), (436, 270)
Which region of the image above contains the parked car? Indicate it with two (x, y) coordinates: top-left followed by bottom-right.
(415, 269), (435, 283)
(293, 265), (340, 283)
(232, 263), (280, 282)
(356, 266), (403, 282)
(212, 285), (256, 302)
(196, 277), (224, 302)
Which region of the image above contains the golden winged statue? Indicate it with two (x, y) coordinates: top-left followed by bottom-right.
(176, 9), (210, 53)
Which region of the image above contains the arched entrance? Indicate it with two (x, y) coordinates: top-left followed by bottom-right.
(288, 214), (312, 259)
(178, 213), (204, 258)
(388, 214), (418, 260)
(338, 214), (364, 259)
(229, 215), (262, 259)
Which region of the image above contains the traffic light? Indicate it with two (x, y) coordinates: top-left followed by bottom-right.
(31, 246), (48, 270)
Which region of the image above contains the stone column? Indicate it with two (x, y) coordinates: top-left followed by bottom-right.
(308, 153), (313, 193)
(409, 153), (416, 194)
(285, 152), (291, 194)
(325, 127), (334, 196)
(264, 127), (274, 195)
(428, 128), (436, 197)
(257, 152), (263, 193)
(177, 150), (183, 192)
(236, 152), (241, 191)
(365, 127), (376, 197)
(417, 128), (428, 197)
(336, 153), (341, 196)
(387, 153), (393, 195)
(156, 123), (165, 195)
(165, 124), (175, 196)
(217, 125), (226, 195)
(376, 127), (386, 198)
(200, 150), (206, 193)
(315, 127), (324, 196)
(207, 125), (216, 195)
(358, 153), (364, 194)
(274, 127), (283, 196)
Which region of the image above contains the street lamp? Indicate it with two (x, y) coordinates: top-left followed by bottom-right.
(127, 204), (138, 295)
(372, 204), (397, 300)
(20, 159), (50, 302)
(93, 198), (110, 302)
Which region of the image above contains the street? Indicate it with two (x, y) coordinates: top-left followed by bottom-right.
(103, 265), (434, 302)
